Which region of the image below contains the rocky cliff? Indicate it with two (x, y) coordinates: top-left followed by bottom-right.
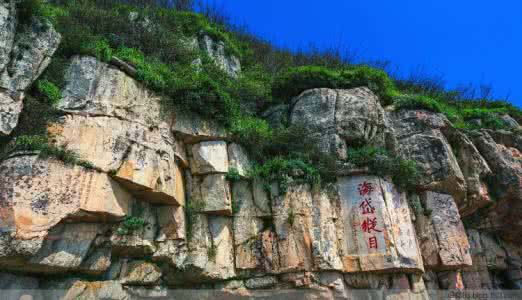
(1, 1), (522, 299)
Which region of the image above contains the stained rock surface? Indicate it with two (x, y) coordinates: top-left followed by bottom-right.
(0, 15), (521, 297)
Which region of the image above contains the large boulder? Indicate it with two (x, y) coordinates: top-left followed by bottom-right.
(290, 87), (389, 159)
(164, 214), (236, 284)
(0, 7), (61, 135)
(58, 56), (164, 127)
(0, 155), (132, 239)
(444, 131), (492, 216)
(414, 191), (472, 270)
(0, 222), (111, 275)
(389, 109), (467, 204)
(471, 130), (522, 242)
(50, 62), (186, 205)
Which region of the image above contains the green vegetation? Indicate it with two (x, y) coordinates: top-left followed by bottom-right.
(272, 65), (399, 105)
(249, 157), (320, 194)
(287, 209), (295, 227)
(185, 198), (205, 240)
(0, 134), (97, 170)
(36, 80), (62, 105)
(116, 216), (146, 236)
(11, 0), (522, 199)
(394, 94), (514, 130)
(226, 167), (241, 182)
(207, 242), (217, 261)
(347, 145), (420, 191)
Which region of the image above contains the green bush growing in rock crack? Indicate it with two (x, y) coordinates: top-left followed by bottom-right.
(347, 145), (420, 191)
(116, 216), (146, 236)
(36, 80), (62, 106)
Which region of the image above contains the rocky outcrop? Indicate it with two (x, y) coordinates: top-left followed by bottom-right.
(0, 2), (61, 135)
(1, 44), (522, 297)
(290, 87), (388, 159)
(199, 34), (241, 78)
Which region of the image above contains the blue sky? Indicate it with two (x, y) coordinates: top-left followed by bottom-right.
(211, 0), (522, 107)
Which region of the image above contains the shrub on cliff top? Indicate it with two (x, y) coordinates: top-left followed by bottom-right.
(272, 65), (399, 105)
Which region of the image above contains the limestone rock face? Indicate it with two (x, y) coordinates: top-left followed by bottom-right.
(0, 155), (132, 239)
(2, 42), (522, 296)
(291, 87), (388, 159)
(165, 214), (236, 284)
(337, 176), (424, 273)
(445, 131), (492, 216)
(0, 5), (61, 135)
(58, 56), (163, 127)
(389, 109), (467, 204)
(120, 261), (162, 285)
(1, 222), (111, 275)
(0, 1), (16, 73)
(50, 59), (185, 206)
(471, 130), (522, 242)
(200, 34), (241, 78)
(191, 141), (229, 175)
(0, 90), (22, 136)
(414, 191), (472, 270)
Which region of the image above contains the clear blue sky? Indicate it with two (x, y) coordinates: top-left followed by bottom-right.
(211, 0), (522, 107)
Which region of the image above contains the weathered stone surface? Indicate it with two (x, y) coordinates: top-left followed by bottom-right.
(344, 273), (390, 289)
(472, 130), (522, 242)
(272, 184), (314, 273)
(337, 175), (423, 273)
(200, 34), (241, 78)
(58, 56), (165, 127)
(227, 143), (252, 177)
(389, 109), (466, 203)
(232, 180), (269, 217)
(0, 90), (22, 135)
(462, 229), (493, 289)
(231, 181), (268, 272)
(480, 232), (507, 270)
(0, 155), (132, 239)
(62, 281), (127, 300)
(415, 191), (472, 270)
(191, 141), (229, 175)
(335, 87), (388, 146)
(438, 271), (465, 290)
(0, 223), (110, 275)
(115, 143), (185, 206)
(0, 12), (60, 136)
(48, 114), (185, 206)
(290, 88), (338, 156)
(172, 108), (228, 144)
(446, 131), (492, 216)
(165, 215), (235, 284)
(120, 261), (162, 285)
(0, 272), (42, 300)
(110, 201), (157, 257)
(316, 272), (349, 299)
(0, 1), (16, 73)
(291, 87), (389, 159)
(0, 21), (60, 92)
(245, 276), (278, 289)
(193, 174), (232, 215)
(311, 186), (344, 271)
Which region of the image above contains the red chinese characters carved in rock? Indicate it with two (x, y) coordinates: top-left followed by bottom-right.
(361, 217), (382, 234)
(368, 236), (378, 249)
(358, 181), (374, 196)
(359, 198), (376, 215)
